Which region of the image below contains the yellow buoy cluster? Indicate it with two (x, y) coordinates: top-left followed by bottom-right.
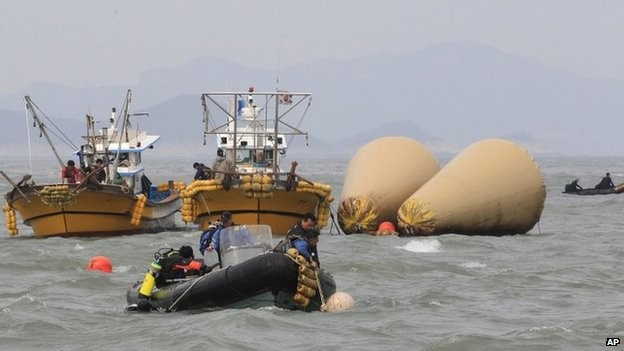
(130, 194), (147, 226)
(397, 138), (546, 236)
(181, 197), (197, 224)
(338, 196), (378, 234)
(241, 173), (273, 198)
(157, 181), (186, 192)
(287, 248), (319, 308)
(3, 203), (18, 236)
(338, 137), (440, 234)
(39, 184), (75, 207)
(179, 179), (225, 223)
(295, 181), (333, 227)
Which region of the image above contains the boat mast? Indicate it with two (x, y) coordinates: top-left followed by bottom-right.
(109, 89), (132, 184)
(23, 96), (64, 168)
(273, 94), (279, 174)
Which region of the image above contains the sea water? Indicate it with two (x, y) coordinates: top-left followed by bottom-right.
(1, 156), (623, 351)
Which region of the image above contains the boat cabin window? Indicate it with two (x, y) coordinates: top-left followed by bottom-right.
(236, 149), (251, 163)
(253, 150), (273, 166)
(129, 152), (141, 166)
(263, 150), (274, 164)
(117, 153), (130, 167)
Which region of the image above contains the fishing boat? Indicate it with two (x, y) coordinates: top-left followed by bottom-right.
(180, 87), (335, 235)
(2, 90), (182, 238)
(125, 224), (336, 312)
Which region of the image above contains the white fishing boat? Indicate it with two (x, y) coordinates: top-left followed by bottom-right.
(180, 87), (335, 235)
(3, 90), (183, 238)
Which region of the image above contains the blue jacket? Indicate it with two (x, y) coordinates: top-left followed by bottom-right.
(199, 224), (223, 255)
(292, 238), (320, 267)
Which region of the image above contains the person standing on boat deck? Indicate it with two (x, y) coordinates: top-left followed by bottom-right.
(93, 158), (106, 183)
(595, 172), (615, 189)
(564, 178), (583, 193)
(211, 149), (236, 181)
(61, 160), (83, 184)
(192, 162), (212, 180)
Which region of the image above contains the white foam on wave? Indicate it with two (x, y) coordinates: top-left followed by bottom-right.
(73, 243), (84, 251)
(114, 265), (130, 273)
(399, 239), (442, 253)
(461, 261), (487, 268)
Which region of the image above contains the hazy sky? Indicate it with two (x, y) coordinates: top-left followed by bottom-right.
(2, 1), (623, 95)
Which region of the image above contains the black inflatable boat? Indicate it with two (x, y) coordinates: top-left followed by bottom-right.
(126, 225), (336, 312)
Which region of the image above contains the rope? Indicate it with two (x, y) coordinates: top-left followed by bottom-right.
(165, 273), (207, 312)
(164, 262), (221, 313)
(315, 269), (327, 312)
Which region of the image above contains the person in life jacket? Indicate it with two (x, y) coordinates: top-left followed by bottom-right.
(199, 211), (235, 265)
(154, 245), (206, 287)
(61, 160), (83, 184)
(137, 245), (207, 306)
(274, 213), (320, 267)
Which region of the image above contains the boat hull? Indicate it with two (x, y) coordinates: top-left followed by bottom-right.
(185, 180), (332, 235)
(126, 252), (336, 312)
(5, 184), (180, 238)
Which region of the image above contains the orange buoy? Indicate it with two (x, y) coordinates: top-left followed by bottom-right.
(376, 221), (397, 236)
(87, 256), (112, 273)
(377, 221), (396, 232)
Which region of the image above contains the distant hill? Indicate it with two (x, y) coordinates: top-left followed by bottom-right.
(2, 40), (624, 158)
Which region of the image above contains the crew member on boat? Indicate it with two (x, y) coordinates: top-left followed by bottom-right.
(199, 211), (234, 263)
(275, 213), (321, 267)
(564, 178), (583, 193)
(192, 162), (212, 180)
(137, 245), (206, 302)
(93, 158), (106, 183)
(155, 245), (205, 286)
(211, 149), (236, 181)
(61, 160), (83, 184)
(295, 229), (320, 267)
(595, 172), (615, 190)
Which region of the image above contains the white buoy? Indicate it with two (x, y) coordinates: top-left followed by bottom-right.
(324, 291), (355, 312)
(338, 137), (440, 234)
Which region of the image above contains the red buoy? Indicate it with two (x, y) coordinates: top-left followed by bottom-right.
(377, 221), (396, 232)
(87, 256), (112, 273)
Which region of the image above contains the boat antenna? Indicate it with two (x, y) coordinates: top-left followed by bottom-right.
(275, 34), (283, 91)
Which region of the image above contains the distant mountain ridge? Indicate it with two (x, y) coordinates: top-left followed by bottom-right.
(2, 40), (624, 158)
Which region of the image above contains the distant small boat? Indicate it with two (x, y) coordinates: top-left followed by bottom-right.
(125, 225), (336, 312)
(3, 90), (182, 238)
(563, 184), (624, 195)
(180, 87), (335, 235)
